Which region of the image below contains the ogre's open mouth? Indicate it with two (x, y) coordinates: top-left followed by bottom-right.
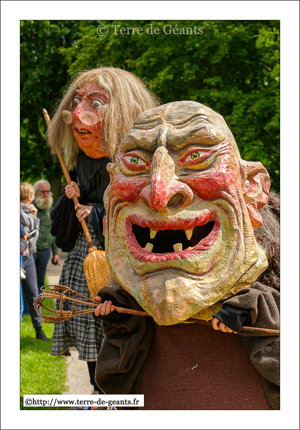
(132, 222), (215, 253)
(124, 211), (220, 265)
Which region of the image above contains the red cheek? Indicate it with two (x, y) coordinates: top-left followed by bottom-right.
(88, 122), (102, 137)
(110, 175), (149, 203)
(183, 168), (239, 201)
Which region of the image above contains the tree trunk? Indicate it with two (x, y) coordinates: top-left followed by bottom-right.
(50, 174), (61, 206)
(49, 159), (63, 205)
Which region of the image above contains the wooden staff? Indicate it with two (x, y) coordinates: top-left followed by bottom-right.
(114, 310), (280, 335)
(186, 318), (280, 335)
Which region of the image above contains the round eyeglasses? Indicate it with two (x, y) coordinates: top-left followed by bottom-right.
(62, 110), (101, 126)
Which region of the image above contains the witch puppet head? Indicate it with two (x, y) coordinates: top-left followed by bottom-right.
(46, 67), (159, 168)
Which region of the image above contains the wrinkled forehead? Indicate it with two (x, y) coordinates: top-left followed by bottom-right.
(118, 101), (240, 158)
(38, 183), (50, 190)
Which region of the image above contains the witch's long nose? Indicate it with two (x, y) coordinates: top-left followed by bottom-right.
(140, 146), (193, 210)
(72, 99), (91, 120)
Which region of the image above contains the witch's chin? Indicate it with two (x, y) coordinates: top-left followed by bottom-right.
(78, 144), (104, 158)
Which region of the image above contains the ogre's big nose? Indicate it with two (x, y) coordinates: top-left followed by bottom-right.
(140, 146), (193, 210)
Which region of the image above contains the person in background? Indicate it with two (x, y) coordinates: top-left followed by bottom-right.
(33, 179), (60, 294)
(20, 224), (27, 279)
(20, 182), (50, 340)
(20, 224), (28, 323)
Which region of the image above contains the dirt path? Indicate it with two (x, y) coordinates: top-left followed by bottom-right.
(46, 250), (93, 394)
(62, 348), (92, 394)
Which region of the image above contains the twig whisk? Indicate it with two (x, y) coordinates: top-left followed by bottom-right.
(34, 285), (148, 323)
(34, 285), (280, 336)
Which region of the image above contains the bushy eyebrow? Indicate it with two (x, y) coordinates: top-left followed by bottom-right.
(87, 92), (106, 98)
(74, 90), (107, 98)
(120, 134), (157, 152)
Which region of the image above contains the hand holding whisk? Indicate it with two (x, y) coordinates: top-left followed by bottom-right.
(34, 285), (280, 336)
(34, 285), (148, 323)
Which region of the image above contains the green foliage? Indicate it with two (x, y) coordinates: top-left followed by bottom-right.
(21, 20), (280, 192)
(20, 20), (81, 185)
(20, 316), (67, 409)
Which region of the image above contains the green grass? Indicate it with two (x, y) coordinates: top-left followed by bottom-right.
(39, 283), (57, 316)
(20, 315), (68, 410)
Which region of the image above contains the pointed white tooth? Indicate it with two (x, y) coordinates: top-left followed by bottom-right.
(185, 228), (193, 241)
(150, 228), (157, 239)
(173, 243), (183, 252)
(144, 242), (153, 252)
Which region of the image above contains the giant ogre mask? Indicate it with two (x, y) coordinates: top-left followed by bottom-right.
(104, 101), (270, 325)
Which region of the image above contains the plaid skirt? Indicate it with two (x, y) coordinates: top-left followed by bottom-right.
(51, 221), (104, 361)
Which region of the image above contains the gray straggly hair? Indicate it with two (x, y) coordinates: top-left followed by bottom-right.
(47, 67), (160, 169)
(255, 191), (280, 290)
(33, 179), (51, 193)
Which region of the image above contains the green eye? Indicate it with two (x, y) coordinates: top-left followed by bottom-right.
(123, 154), (147, 169)
(130, 156), (139, 165)
(190, 151), (200, 160)
(73, 97), (80, 106)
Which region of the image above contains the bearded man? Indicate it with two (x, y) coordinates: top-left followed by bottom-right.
(93, 101), (280, 410)
(33, 179), (59, 294)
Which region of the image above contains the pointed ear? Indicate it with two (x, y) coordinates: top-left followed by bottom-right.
(240, 160), (271, 228)
(106, 162), (116, 177)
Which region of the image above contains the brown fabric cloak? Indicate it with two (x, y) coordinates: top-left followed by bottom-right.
(95, 280), (279, 410)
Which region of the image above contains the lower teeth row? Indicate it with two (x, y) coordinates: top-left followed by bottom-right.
(143, 242), (183, 253)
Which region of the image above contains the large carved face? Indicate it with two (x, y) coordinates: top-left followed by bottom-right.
(105, 101), (270, 325)
(71, 83), (109, 158)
